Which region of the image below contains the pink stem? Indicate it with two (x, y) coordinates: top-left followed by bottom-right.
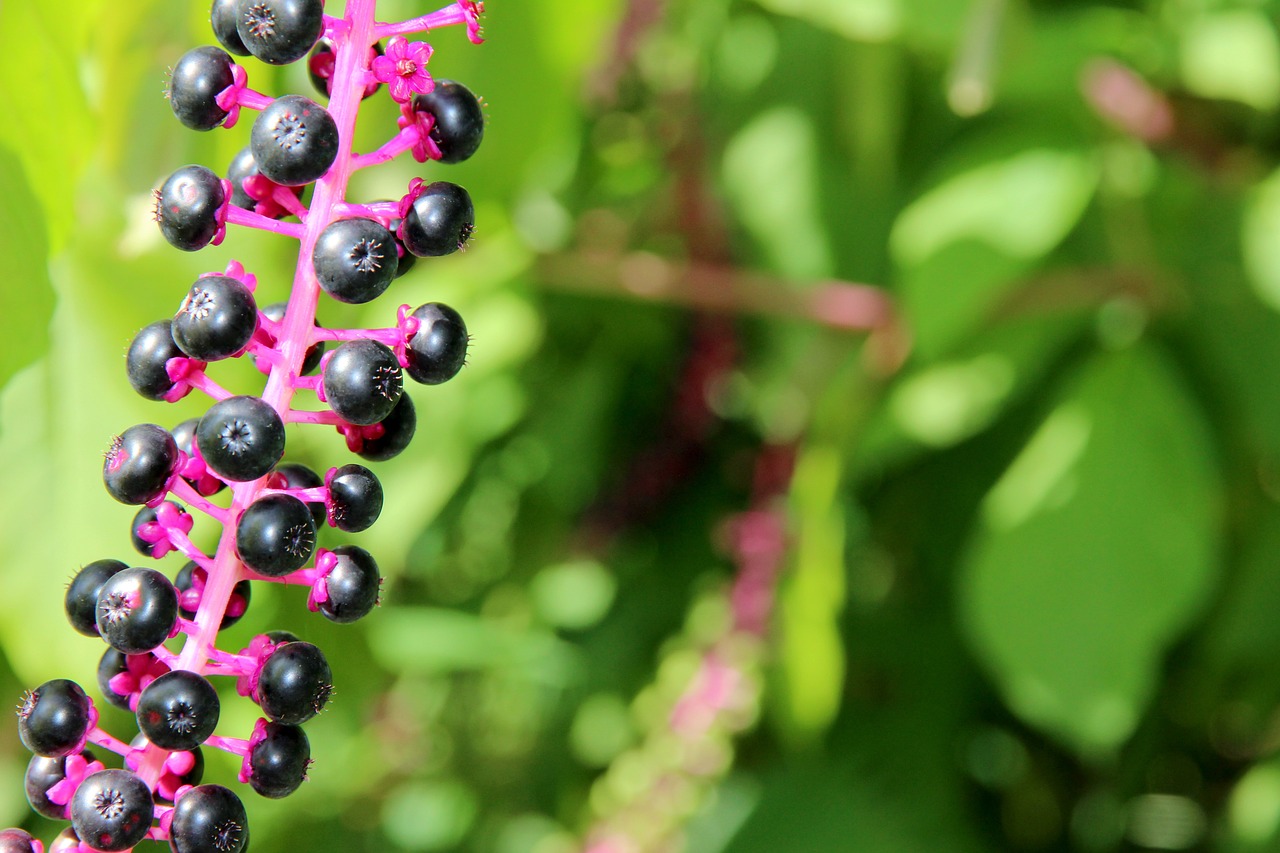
(182, 371), (235, 402)
(168, 478), (230, 523)
(235, 88), (274, 111)
(335, 200), (399, 220)
(375, 2), (475, 38)
(203, 735), (251, 757)
(313, 326), (403, 346)
(350, 125), (421, 170)
(261, 486), (329, 503)
(271, 185), (310, 220)
(160, 527), (215, 569)
(85, 728), (133, 757)
(225, 205), (306, 239)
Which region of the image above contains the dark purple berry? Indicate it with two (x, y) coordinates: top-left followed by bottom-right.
(103, 423), (180, 505)
(399, 181), (474, 257)
(250, 95), (338, 186)
(97, 650), (138, 712)
(168, 46), (235, 131)
(313, 218), (398, 304)
(0, 828), (41, 853)
(247, 721), (309, 798)
(327, 464), (382, 532)
(127, 320), (184, 401)
(70, 769), (153, 852)
(227, 146), (303, 216)
(196, 396), (286, 482)
(265, 462), (326, 527)
(25, 751), (95, 819)
(236, 494), (316, 576)
(175, 562), (251, 629)
(355, 393), (416, 462)
(173, 419), (227, 496)
(319, 545), (380, 623)
(211, 0), (251, 56)
(170, 784), (249, 853)
(156, 165), (226, 252)
(173, 275), (258, 361)
(387, 217), (416, 278)
(235, 0), (323, 65)
(257, 641), (331, 724)
(263, 629), (300, 645)
(323, 339), (403, 426)
(66, 559), (128, 636)
(136, 670), (220, 751)
(95, 567), (179, 655)
(412, 80), (485, 164)
(131, 501), (188, 559)
(49, 827), (84, 853)
(16, 680), (92, 758)
(405, 302), (468, 385)
(308, 38), (381, 99)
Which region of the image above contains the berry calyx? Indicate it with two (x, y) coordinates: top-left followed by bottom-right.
(399, 180), (474, 257)
(95, 568), (180, 655)
(250, 95), (339, 186)
(312, 218), (398, 304)
(102, 423), (180, 506)
(24, 751), (99, 820)
(169, 784), (249, 853)
(327, 464), (383, 532)
(323, 339), (404, 426)
(16, 679), (93, 758)
(235, 0), (323, 66)
(196, 395), (287, 482)
(404, 302), (469, 385)
(65, 559), (128, 637)
(136, 670), (220, 751)
(70, 768), (153, 852)
(173, 274), (259, 362)
(168, 46), (236, 131)
(155, 165), (227, 252)
(235, 493), (317, 576)
(411, 80), (485, 164)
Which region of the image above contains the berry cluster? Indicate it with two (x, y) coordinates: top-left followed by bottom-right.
(6, 1), (485, 851)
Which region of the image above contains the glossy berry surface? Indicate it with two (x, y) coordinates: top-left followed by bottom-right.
(172, 418), (227, 496)
(355, 393), (417, 462)
(127, 320), (185, 401)
(170, 784), (249, 853)
(399, 180), (474, 257)
(308, 38), (381, 99)
(259, 303), (325, 375)
(320, 545), (381, 623)
(0, 828), (41, 853)
(25, 752), (94, 819)
(168, 46), (235, 131)
(173, 274), (259, 361)
(97, 650), (141, 712)
(257, 641), (332, 724)
(247, 721), (310, 798)
(267, 462), (326, 526)
(65, 559), (127, 636)
(235, 0), (323, 65)
(136, 670), (220, 751)
(412, 80), (486, 164)
(103, 423), (180, 505)
(196, 395), (287, 482)
(323, 339), (404, 426)
(70, 769), (153, 852)
(250, 95), (338, 186)
(156, 165), (226, 252)
(211, 0), (250, 56)
(405, 302), (469, 385)
(313, 217), (398, 304)
(176, 562), (251, 629)
(387, 216), (416, 278)
(328, 464), (383, 532)
(236, 493), (316, 576)
(95, 568), (179, 655)
(17, 679), (92, 758)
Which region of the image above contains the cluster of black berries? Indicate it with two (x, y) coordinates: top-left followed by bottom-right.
(7, 1), (485, 851)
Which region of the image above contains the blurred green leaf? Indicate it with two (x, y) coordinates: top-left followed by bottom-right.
(0, 145), (54, 397)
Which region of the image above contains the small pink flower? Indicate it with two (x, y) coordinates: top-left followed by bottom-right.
(460, 1), (485, 44)
(371, 37), (434, 103)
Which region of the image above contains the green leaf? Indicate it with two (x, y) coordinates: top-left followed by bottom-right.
(0, 145), (55, 396)
(958, 344), (1221, 759)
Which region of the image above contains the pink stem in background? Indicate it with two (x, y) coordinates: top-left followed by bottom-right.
(285, 408), (348, 426)
(374, 1), (482, 40)
(313, 325), (403, 346)
(335, 200), (400, 220)
(225, 205), (306, 239)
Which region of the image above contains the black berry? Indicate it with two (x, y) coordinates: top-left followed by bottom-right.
(103, 423), (180, 506)
(250, 95), (338, 186)
(412, 80), (485, 163)
(66, 559), (128, 636)
(173, 275), (259, 361)
(247, 721), (309, 798)
(387, 217), (416, 278)
(95, 567), (179, 655)
(196, 396), (286, 482)
(97, 650), (142, 712)
(256, 641), (332, 724)
(70, 769), (153, 852)
(176, 562), (251, 629)
(156, 165), (226, 252)
(169, 784), (249, 853)
(25, 751), (95, 819)
(319, 545), (380, 623)
(16, 679), (93, 758)
(313, 217), (398, 304)
(136, 670), (220, 751)
(126, 320), (184, 401)
(327, 464), (382, 532)
(227, 146), (303, 216)
(167, 46), (235, 131)
(405, 302), (468, 385)
(235, 0), (323, 65)
(236, 494), (316, 576)
(399, 181), (474, 257)
(266, 462), (326, 527)
(355, 393), (417, 462)
(211, 0), (251, 56)
(173, 419), (227, 497)
(0, 828), (41, 853)
(323, 339), (403, 426)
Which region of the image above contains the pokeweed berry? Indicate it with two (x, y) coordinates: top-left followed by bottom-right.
(312, 217), (399, 304)
(126, 320), (185, 401)
(250, 95), (339, 186)
(17, 680), (93, 758)
(235, 493), (317, 576)
(412, 79), (486, 164)
(405, 302), (469, 385)
(173, 274), (259, 361)
(0, 829), (41, 853)
(25, 751), (98, 820)
(136, 670), (220, 751)
(399, 180), (475, 256)
(210, 0), (251, 56)
(267, 462), (327, 526)
(354, 393), (418, 462)
(235, 0), (324, 66)
(95, 568), (180, 655)
(327, 464), (383, 532)
(103, 423), (180, 505)
(323, 339), (404, 425)
(317, 545), (381, 623)
(65, 559), (128, 637)
(246, 720), (310, 798)
(169, 784), (248, 853)
(155, 165), (226, 252)
(69, 769), (153, 852)
(256, 641), (332, 724)
(196, 395), (286, 482)
(168, 45), (236, 130)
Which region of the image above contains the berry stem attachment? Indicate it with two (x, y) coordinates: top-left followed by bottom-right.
(349, 125), (421, 170)
(225, 206), (307, 239)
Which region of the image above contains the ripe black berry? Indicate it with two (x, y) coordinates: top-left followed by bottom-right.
(266, 462), (326, 526)
(355, 393), (417, 462)
(170, 784), (249, 853)
(412, 80), (486, 164)
(236, 494), (316, 576)
(320, 545), (380, 623)
(387, 217), (416, 278)
(258, 303), (325, 375)
(103, 423), (180, 505)
(211, 0), (251, 56)
(235, 0), (323, 65)
(127, 320), (185, 401)
(176, 562), (251, 629)
(25, 751), (95, 819)
(16, 680), (93, 758)
(308, 38), (381, 99)
(95, 568), (179, 655)
(136, 670), (220, 751)
(49, 827), (85, 853)
(97, 650), (139, 711)
(313, 218), (398, 304)
(0, 828), (41, 853)
(173, 418), (227, 496)
(227, 146), (304, 216)
(323, 339), (403, 426)
(168, 46), (236, 131)
(247, 721), (309, 798)
(66, 559), (128, 636)
(250, 95), (338, 186)
(399, 181), (474, 257)
(256, 641), (332, 724)
(173, 275), (259, 361)
(156, 165), (226, 252)
(70, 768), (153, 852)
(405, 302), (468, 385)
(196, 396), (286, 482)
(328, 464), (383, 532)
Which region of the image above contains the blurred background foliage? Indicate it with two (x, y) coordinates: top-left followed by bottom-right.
(8, 0), (1280, 850)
